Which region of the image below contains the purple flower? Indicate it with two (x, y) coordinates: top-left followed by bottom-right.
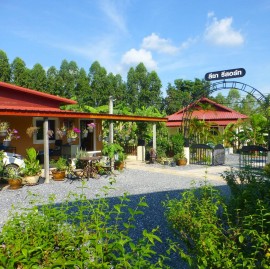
(73, 128), (81, 133)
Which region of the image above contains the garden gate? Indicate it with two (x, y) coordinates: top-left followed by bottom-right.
(239, 145), (267, 170)
(190, 144), (225, 166)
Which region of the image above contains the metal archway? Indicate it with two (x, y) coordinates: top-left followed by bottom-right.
(182, 80), (268, 147)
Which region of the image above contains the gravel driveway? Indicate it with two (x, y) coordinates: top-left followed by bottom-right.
(0, 154), (239, 268)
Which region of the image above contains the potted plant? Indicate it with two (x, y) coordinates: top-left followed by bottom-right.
(5, 165), (22, 190)
(67, 127), (80, 144)
(102, 143), (124, 160)
(3, 129), (20, 147)
(50, 157), (68, 181)
(87, 122), (96, 133)
(0, 121), (9, 136)
(174, 151), (187, 166)
(21, 147), (42, 185)
(114, 151), (126, 170)
(26, 126), (39, 137)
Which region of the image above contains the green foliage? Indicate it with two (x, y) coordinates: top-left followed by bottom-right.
(221, 168), (270, 218)
(21, 147), (42, 176)
(0, 185), (168, 268)
(102, 143), (124, 159)
(50, 157), (68, 171)
(165, 175), (270, 268)
(170, 132), (184, 155)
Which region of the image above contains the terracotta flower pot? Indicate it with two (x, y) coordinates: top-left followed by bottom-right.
(8, 178), (22, 190)
(177, 158), (187, 166)
(52, 170), (66, 181)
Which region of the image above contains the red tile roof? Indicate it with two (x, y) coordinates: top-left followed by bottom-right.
(167, 97), (248, 127)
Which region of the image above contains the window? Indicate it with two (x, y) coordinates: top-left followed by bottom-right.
(33, 118), (58, 144)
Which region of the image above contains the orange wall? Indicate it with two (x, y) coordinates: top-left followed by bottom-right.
(0, 116), (103, 157)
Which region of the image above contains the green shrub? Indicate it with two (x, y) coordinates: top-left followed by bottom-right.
(0, 183), (168, 268)
(164, 180), (270, 268)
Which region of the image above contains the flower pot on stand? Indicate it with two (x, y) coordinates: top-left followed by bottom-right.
(0, 130), (7, 137)
(3, 140), (11, 147)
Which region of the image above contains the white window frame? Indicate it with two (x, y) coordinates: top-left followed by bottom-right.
(33, 117), (59, 144)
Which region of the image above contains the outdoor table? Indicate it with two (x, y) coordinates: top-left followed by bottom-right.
(78, 156), (102, 179)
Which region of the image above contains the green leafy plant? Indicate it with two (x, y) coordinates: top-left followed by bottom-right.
(50, 157), (67, 171)
(102, 143), (124, 159)
(0, 183), (168, 268)
(164, 178), (270, 268)
(21, 147), (42, 176)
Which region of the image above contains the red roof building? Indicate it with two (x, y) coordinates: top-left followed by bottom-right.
(167, 97), (248, 128)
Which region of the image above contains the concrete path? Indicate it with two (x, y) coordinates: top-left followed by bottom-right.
(125, 158), (234, 182)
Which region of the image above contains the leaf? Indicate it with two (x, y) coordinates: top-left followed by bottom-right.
(239, 235), (244, 243)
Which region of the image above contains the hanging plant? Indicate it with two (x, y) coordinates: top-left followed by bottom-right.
(26, 126), (39, 137)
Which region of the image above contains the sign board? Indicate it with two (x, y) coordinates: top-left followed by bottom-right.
(205, 68), (246, 81)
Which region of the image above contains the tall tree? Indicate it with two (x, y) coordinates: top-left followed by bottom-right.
(143, 70), (163, 110)
(0, 50), (11, 82)
(10, 57), (29, 87)
(107, 73), (126, 106)
(88, 61), (109, 107)
(59, 60), (79, 98)
(226, 88), (241, 111)
(126, 67), (138, 112)
(75, 68), (90, 105)
(164, 78), (210, 115)
(46, 66), (64, 95)
(28, 63), (47, 91)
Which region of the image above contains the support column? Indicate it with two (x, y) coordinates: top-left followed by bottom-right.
(152, 123), (156, 151)
(109, 96), (114, 144)
(43, 117), (50, 183)
(109, 96), (114, 171)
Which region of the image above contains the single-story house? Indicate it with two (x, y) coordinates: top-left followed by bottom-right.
(166, 97), (248, 135)
(0, 81), (167, 182)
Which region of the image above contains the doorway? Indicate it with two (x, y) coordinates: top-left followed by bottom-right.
(80, 120), (95, 151)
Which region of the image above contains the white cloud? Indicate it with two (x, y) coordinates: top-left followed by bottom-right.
(141, 33), (179, 54)
(204, 16), (244, 46)
(98, 0), (128, 33)
(121, 48), (157, 70)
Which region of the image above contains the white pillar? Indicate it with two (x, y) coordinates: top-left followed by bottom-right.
(184, 147), (190, 165)
(43, 117), (50, 183)
(153, 123), (156, 151)
(109, 96), (114, 144)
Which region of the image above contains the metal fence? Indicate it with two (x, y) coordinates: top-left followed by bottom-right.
(190, 144), (225, 166)
(124, 145), (137, 156)
(239, 145), (268, 170)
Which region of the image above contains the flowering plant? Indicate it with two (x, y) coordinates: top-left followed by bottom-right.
(87, 122), (96, 130)
(26, 126), (39, 137)
(82, 128), (88, 136)
(0, 121), (9, 131)
(4, 129), (20, 141)
(67, 128), (80, 139)
(60, 124), (67, 132)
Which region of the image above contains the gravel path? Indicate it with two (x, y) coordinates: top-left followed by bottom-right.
(0, 154), (239, 268)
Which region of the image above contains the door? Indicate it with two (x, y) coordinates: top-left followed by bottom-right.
(80, 120), (95, 151)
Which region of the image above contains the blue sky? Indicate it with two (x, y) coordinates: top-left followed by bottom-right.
(1, 0), (270, 97)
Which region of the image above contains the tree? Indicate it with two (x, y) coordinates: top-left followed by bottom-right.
(107, 73), (126, 105)
(75, 68), (90, 105)
(46, 66), (64, 95)
(126, 67), (138, 112)
(28, 63), (47, 91)
(0, 50), (11, 82)
(164, 79), (210, 115)
(88, 61), (109, 107)
(10, 57), (29, 87)
(226, 88), (241, 111)
(126, 63), (163, 112)
(59, 60), (79, 98)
